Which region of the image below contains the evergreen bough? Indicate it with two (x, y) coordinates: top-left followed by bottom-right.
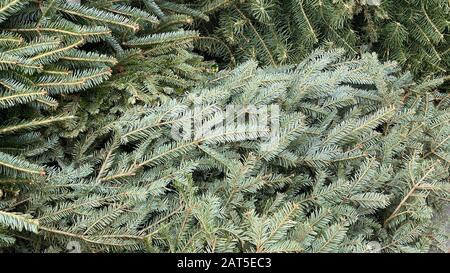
(4, 49), (449, 252)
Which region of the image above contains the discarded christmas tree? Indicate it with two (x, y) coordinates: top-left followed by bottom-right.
(0, 0), (211, 248)
(183, 0), (449, 81)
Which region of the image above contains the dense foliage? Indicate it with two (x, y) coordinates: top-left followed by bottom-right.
(0, 0), (211, 249)
(182, 0), (449, 79)
(0, 0), (448, 253)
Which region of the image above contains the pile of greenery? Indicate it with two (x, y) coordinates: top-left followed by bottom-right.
(0, 0), (448, 253)
(183, 0), (449, 77)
